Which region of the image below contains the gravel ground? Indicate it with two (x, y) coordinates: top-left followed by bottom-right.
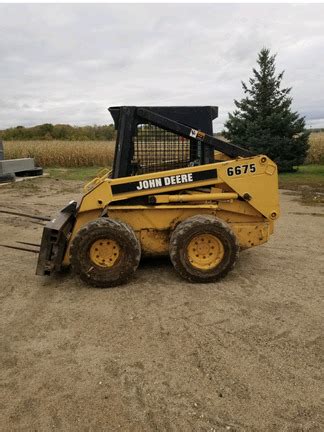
(0, 177), (323, 431)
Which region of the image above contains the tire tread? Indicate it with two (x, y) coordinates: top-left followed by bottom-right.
(169, 214), (239, 283)
(70, 218), (141, 288)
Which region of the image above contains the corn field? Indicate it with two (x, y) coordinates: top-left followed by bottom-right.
(2, 133), (324, 167)
(305, 132), (324, 164)
(3, 140), (115, 167)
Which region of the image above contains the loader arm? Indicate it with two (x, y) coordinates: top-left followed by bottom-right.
(137, 108), (252, 159)
(77, 155), (279, 220)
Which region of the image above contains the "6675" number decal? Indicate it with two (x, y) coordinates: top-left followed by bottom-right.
(227, 163), (256, 177)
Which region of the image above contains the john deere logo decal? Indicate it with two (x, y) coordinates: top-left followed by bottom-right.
(111, 169), (217, 195)
(136, 173), (194, 190)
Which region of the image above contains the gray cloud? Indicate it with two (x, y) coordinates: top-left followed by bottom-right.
(0, 4), (324, 130)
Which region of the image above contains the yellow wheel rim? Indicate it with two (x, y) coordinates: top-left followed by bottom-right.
(89, 239), (120, 268)
(187, 233), (224, 270)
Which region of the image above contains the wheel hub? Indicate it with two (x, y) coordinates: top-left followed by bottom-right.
(187, 233), (224, 270)
(89, 239), (120, 268)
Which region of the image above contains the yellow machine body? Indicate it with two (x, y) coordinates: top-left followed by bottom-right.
(62, 154), (279, 265)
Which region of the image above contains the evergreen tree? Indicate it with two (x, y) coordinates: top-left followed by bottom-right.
(224, 48), (309, 171)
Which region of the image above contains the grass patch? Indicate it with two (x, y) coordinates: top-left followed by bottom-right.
(279, 165), (324, 191)
(279, 165), (324, 205)
(45, 167), (106, 181)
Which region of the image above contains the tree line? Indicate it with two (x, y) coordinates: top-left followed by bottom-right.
(0, 123), (116, 141)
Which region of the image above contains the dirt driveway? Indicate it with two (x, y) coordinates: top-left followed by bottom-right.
(0, 177), (323, 431)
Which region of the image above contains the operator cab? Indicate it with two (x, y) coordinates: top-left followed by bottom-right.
(109, 106), (219, 178)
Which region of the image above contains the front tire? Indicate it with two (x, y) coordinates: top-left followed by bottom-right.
(70, 218), (141, 288)
(169, 215), (239, 283)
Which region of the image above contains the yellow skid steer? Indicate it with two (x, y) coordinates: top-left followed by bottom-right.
(36, 106), (280, 287)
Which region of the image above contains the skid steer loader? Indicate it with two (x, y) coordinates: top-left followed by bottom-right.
(36, 106), (280, 287)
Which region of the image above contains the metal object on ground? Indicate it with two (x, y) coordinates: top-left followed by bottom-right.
(0, 158), (35, 175)
(0, 208), (47, 254)
(16, 241), (41, 247)
(0, 142), (43, 181)
(33, 105), (280, 287)
(0, 208), (51, 221)
(0, 243), (40, 254)
(0, 209), (46, 254)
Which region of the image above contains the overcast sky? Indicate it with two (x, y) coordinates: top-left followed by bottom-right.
(1, 3), (324, 131)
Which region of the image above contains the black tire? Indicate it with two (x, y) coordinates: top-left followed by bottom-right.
(70, 218), (141, 288)
(169, 215), (239, 283)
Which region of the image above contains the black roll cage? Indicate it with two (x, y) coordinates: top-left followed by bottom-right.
(109, 106), (252, 179)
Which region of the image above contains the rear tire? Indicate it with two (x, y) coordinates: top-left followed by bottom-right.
(169, 215), (239, 283)
(70, 218), (141, 288)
